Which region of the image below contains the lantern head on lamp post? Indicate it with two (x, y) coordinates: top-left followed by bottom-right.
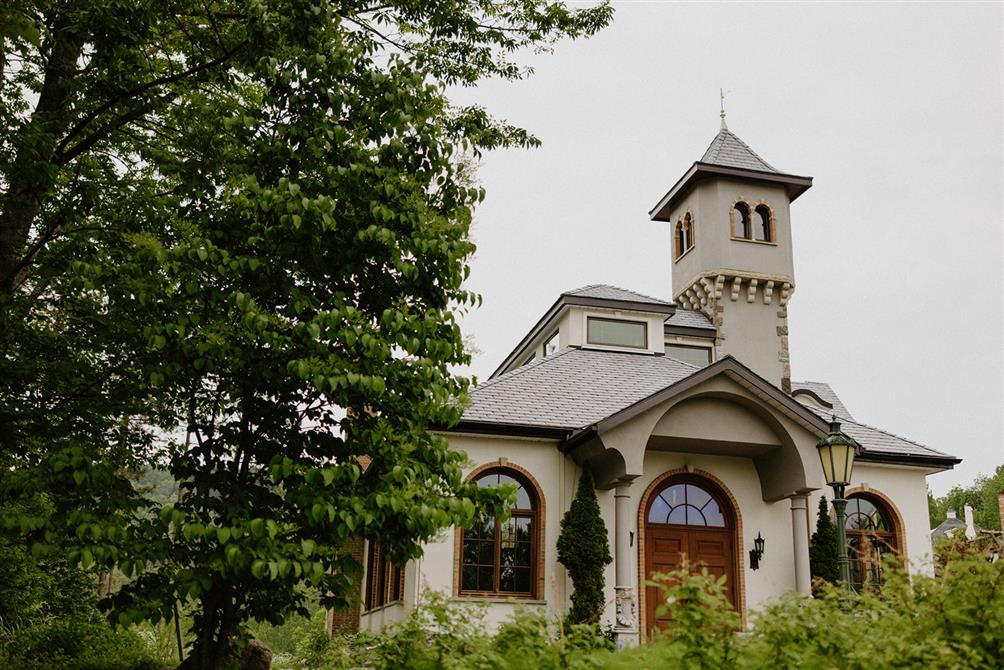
(815, 418), (859, 591)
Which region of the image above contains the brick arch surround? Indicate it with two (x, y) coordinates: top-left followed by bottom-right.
(452, 459), (547, 600)
(843, 486), (908, 561)
(637, 467), (746, 638)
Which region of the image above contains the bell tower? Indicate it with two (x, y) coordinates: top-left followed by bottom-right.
(649, 119), (812, 392)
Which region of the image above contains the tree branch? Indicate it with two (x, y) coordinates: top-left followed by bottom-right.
(55, 39), (248, 162)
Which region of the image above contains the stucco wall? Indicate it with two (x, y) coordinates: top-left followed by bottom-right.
(670, 179), (794, 295)
(402, 433), (571, 631)
(360, 432), (937, 634)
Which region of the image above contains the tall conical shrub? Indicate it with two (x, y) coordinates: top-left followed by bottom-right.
(809, 496), (841, 591)
(557, 469), (612, 624)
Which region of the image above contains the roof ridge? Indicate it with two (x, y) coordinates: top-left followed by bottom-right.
(841, 417), (951, 457)
(563, 283), (670, 304)
(724, 129), (776, 171)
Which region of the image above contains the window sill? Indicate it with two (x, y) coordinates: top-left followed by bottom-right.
(730, 237), (777, 246)
(453, 596), (547, 605)
(674, 245), (695, 263)
(362, 601), (404, 615)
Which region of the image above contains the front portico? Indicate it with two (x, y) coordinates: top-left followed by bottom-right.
(563, 357), (830, 644)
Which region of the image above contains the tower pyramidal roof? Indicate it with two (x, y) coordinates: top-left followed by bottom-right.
(649, 123), (812, 221)
(700, 128), (778, 173)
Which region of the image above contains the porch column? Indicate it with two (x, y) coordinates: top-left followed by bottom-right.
(613, 482), (639, 646)
(790, 494), (811, 595)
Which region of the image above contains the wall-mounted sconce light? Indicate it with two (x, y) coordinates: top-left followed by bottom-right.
(749, 532), (765, 570)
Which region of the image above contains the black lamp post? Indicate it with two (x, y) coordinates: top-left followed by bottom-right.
(815, 418), (858, 591)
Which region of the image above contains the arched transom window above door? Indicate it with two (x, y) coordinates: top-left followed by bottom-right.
(459, 468), (540, 598)
(647, 481), (727, 527)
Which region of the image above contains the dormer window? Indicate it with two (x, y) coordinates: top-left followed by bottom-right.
(754, 205), (772, 242)
(587, 317), (647, 349)
(543, 330), (559, 357)
(731, 202), (751, 239)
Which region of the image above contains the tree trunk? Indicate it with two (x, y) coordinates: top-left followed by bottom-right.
(0, 18), (83, 296)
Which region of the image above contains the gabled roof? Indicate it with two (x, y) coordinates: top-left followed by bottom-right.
(456, 350), (959, 468)
(931, 515), (967, 539)
(701, 128), (777, 172)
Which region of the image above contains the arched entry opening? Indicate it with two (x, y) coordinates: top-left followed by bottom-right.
(640, 471), (741, 635)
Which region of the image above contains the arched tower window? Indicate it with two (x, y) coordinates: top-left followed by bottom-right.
(732, 202), (751, 240)
(753, 205), (772, 242)
(845, 493), (899, 592)
(674, 220), (685, 259)
(683, 213), (694, 251)
(460, 468), (540, 597)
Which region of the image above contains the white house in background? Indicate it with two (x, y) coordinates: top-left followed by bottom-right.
(354, 118), (960, 644)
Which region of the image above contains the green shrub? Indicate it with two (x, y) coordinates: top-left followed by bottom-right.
(0, 616), (160, 670)
(808, 495), (839, 590)
(264, 553), (1004, 670)
(556, 469), (612, 625)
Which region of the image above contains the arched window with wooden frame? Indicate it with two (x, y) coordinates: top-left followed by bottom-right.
(682, 212), (694, 251)
(844, 493), (901, 592)
(731, 202), (751, 240)
(674, 219), (685, 259)
(753, 204), (772, 242)
(459, 468), (541, 598)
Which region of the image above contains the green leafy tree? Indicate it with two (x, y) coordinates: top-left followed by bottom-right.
(930, 465), (1004, 531)
(0, 2), (613, 668)
(556, 469), (612, 624)
(808, 496), (839, 590)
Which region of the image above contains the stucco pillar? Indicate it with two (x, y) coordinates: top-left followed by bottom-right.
(613, 482), (639, 646)
(790, 494), (811, 595)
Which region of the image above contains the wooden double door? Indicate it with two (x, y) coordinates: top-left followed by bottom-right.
(643, 477), (737, 635)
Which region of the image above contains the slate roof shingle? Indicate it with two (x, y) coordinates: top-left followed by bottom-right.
(466, 350), (954, 463)
(563, 284), (672, 306)
(665, 309), (715, 331)
(701, 129), (778, 173)
(467, 348), (697, 430)
(790, 381), (855, 420)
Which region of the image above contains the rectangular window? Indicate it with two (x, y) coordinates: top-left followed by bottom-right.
(586, 317), (647, 349)
(543, 330), (560, 357)
(365, 543), (403, 611)
(665, 343), (713, 367)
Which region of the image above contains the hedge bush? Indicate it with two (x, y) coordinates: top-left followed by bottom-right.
(286, 552), (1002, 670)
(0, 616), (160, 670)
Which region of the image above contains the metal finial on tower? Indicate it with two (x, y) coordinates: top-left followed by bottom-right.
(719, 88), (728, 130)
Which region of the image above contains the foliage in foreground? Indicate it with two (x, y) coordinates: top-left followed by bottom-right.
(1, 2), (612, 668)
(285, 554), (1003, 670)
(557, 469), (612, 625)
(0, 617), (161, 670)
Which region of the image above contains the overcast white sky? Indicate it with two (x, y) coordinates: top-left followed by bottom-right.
(448, 1), (1003, 495)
